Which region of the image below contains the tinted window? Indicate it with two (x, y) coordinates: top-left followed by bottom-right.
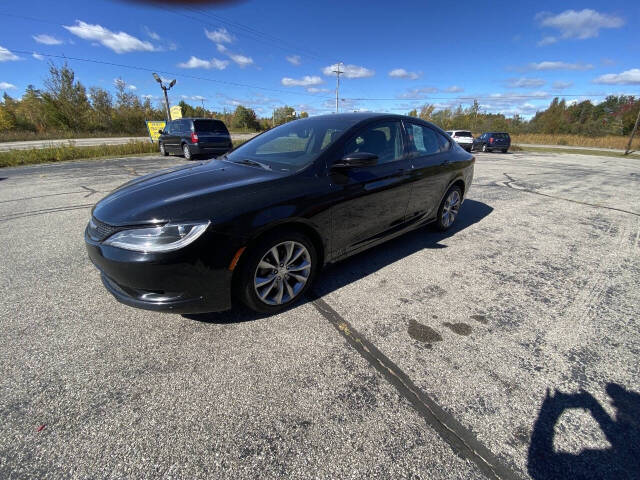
(194, 120), (228, 134)
(166, 121), (176, 134)
(493, 133), (509, 139)
(456, 131), (472, 137)
(344, 121), (404, 165)
(437, 131), (451, 151)
(226, 116), (359, 172)
(179, 119), (191, 133)
(407, 123), (442, 155)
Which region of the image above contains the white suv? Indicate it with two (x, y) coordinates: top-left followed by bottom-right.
(445, 130), (474, 152)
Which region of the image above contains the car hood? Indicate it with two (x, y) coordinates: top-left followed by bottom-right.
(92, 159), (281, 226)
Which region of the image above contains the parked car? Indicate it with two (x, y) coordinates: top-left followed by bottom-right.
(472, 132), (510, 153)
(86, 113), (474, 314)
(445, 130), (474, 152)
(158, 118), (233, 159)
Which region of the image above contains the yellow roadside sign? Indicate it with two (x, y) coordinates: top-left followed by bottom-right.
(146, 120), (166, 143)
(170, 105), (182, 119)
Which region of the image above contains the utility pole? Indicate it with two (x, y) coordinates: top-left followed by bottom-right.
(332, 62), (343, 114)
(625, 106), (640, 155)
(152, 73), (176, 122)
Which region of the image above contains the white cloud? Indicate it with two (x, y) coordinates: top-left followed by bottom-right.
(216, 43), (253, 67)
(177, 56), (229, 70)
(63, 21), (155, 54)
(397, 87), (439, 99)
(144, 26), (160, 41)
(33, 34), (63, 45)
(506, 77), (546, 88)
(537, 36), (557, 46)
(228, 53), (253, 67)
(0, 46), (20, 62)
(128, 85), (137, 91)
(389, 68), (420, 80)
(142, 94), (155, 99)
(444, 86), (464, 93)
(307, 87), (329, 93)
(205, 28), (233, 44)
(527, 61), (593, 71)
(281, 75), (324, 87)
(593, 69), (640, 85)
(536, 9), (624, 40)
(32, 52), (44, 61)
(552, 81), (573, 89)
(0, 82), (16, 90)
(286, 55), (301, 66)
(323, 63), (374, 79)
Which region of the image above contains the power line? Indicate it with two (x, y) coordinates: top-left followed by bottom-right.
(343, 93), (631, 102)
(8, 49), (334, 102)
(181, 6), (330, 63)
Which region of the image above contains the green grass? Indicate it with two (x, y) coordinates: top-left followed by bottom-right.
(0, 139), (250, 168)
(514, 145), (640, 158)
(0, 141), (158, 168)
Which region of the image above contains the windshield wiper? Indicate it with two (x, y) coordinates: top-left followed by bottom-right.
(232, 158), (272, 170)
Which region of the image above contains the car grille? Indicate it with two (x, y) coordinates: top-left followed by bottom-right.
(88, 217), (123, 242)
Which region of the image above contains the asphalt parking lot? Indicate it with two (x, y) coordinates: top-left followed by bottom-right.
(1, 150), (639, 479)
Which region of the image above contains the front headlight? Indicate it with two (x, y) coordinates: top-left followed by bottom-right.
(103, 221), (210, 253)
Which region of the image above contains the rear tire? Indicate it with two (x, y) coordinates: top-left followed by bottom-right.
(501, 148), (508, 153)
(182, 143), (192, 160)
(435, 186), (463, 231)
(482, 144), (489, 152)
(159, 142), (168, 156)
(235, 230), (318, 314)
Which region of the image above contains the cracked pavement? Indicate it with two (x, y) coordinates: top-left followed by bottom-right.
(1, 151), (639, 479)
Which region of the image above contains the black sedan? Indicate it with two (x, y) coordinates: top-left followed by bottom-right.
(85, 113), (474, 314)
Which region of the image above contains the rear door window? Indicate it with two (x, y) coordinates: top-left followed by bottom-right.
(194, 120), (229, 135)
(407, 123), (444, 155)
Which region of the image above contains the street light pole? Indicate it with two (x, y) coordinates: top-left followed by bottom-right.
(332, 62), (343, 114)
(153, 73), (176, 122)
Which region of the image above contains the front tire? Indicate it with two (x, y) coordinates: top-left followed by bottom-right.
(482, 144), (489, 152)
(182, 143), (192, 160)
(236, 230), (318, 314)
(159, 142), (168, 156)
(435, 186), (462, 231)
(501, 148), (508, 153)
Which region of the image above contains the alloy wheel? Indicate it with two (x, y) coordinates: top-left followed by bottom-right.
(441, 190), (461, 228)
(253, 241), (311, 305)
(183, 144), (191, 160)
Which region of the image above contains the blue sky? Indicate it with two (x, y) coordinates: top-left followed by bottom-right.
(0, 0), (639, 118)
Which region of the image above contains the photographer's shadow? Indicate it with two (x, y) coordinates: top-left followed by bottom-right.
(528, 383), (640, 480)
(186, 199), (492, 324)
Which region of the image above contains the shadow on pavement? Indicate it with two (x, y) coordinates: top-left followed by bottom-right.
(184, 199), (493, 324)
(528, 383), (640, 480)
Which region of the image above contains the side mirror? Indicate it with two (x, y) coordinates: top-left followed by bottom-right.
(332, 152), (378, 169)
(158, 129), (165, 134)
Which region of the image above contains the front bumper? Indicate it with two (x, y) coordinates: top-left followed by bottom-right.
(85, 229), (235, 314)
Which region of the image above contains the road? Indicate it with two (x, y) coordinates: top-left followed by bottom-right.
(514, 143), (638, 154)
(0, 133), (259, 152)
(1, 151), (639, 479)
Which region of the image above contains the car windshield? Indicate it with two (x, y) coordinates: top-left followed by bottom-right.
(224, 117), (359, 172)
(194, 120), (228, 134)
(456, 131), (472, 137)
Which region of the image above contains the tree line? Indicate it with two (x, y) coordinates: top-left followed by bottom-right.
(1, 62), (637, 139)
(407, 96), (639, 136)
(0, 63), (308, 138)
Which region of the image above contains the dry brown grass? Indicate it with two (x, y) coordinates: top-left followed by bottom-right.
(510, 133), (640, 151)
